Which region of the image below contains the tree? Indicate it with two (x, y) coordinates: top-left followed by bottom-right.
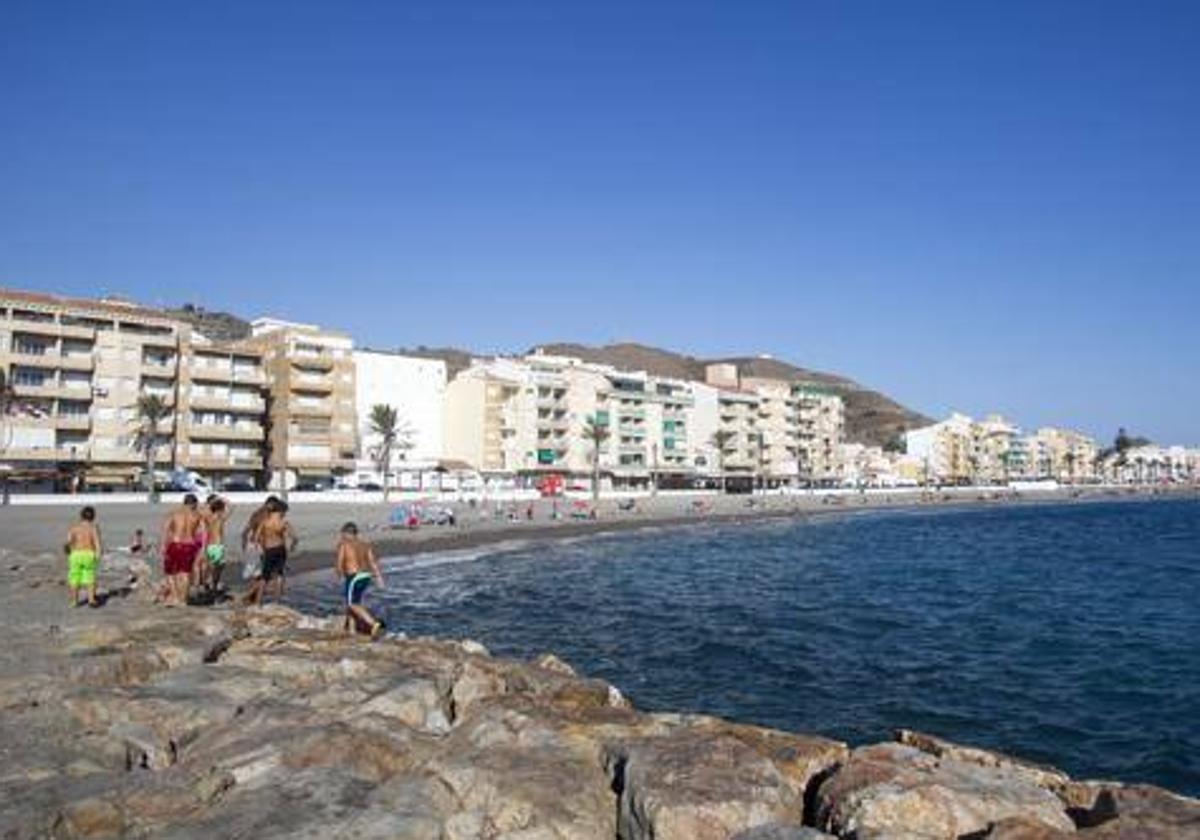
(710, 429), (734, 494)
(1063, 451), (1077, 484)
(369, 403), (414, 503)
(795, 444), (809, 491)
(751, 431), (765, 493)
(0, 370), (15, 506)
(582, 415), (610, 501)
(134, 394), (170, 503)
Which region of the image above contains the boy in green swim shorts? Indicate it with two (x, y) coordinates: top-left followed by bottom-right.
(201, 495), (233, 597)
(65, 506), (103, 607)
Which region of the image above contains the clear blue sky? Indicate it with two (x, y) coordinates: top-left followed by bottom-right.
(2, 1), (1197, 444)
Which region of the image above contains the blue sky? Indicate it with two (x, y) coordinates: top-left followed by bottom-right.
(2, 1), (1197, 444)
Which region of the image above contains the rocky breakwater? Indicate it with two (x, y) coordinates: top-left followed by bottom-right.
(0, 549), (1197, 840)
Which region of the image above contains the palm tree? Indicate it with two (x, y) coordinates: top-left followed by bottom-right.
(1063, 451), (1077, 485)
(0, 370), (15, 506)
(368, 403), (407, 502)
(134, 393), (170, 503)
(582, 414), (610, 501)
(710, 429), (734, 494)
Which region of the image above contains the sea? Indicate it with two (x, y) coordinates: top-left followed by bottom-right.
(294, 497), (1200, 796)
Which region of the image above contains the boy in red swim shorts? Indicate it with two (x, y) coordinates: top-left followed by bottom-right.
(159, 494), (203, 606)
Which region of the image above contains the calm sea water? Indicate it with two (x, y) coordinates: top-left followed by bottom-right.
(295, 498), (1200, 795)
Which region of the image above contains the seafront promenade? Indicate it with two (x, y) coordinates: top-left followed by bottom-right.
(2, 493), (1199, 838)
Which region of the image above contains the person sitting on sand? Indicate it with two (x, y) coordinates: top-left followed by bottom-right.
(159, 494), (203, 606)
(200, 495), (233, 597)
(65, 506), (103, 607)
(334, 522), (386, 640)
(129, 528), (145, 554)
(245, 498), (297, 606)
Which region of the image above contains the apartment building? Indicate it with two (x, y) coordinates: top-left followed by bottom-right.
(975, 414), (1022, 483)
(443, 358), (531, 479)
(180, 341), (267, 482)
(1031, 427), (1098, 483)
(352, 350), (446, 484)
(793, 383), (845, 485)
(242, 318), (356, 489)
(741, 377), (800, 485)
(443, 353), (698, 490)
(905, 412), (975, 485)
(0, 288), (268, 488)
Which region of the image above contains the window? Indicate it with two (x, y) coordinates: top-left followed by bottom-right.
(14, 368), (47, 386)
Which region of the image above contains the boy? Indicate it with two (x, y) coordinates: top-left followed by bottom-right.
(334, 522), (386, 639)
(201, 494), (233, 597)
(65, 506), (103, 607)
(246, 498), (297, 605)
(159, 494), (202, 606)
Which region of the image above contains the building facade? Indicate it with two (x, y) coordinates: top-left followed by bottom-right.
(0, 288), (267, 489)
(242, 318), (356, 489)
(352, 350), (446, 485)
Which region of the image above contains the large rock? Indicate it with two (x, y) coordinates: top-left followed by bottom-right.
(609, 718), (845, 840)
(814, 742), (1075, 839)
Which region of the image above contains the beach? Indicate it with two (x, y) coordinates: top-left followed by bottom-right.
(2, 484), (1192, 582)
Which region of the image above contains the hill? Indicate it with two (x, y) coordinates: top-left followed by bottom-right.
(166, 303), (252, 342)
(532, 342), (928, 448)
(169, 303), (929, 447)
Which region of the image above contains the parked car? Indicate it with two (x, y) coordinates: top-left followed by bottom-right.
(220, 478), (255, 492)
(359, 481), (384, 492)
(294, 479), (329, 492)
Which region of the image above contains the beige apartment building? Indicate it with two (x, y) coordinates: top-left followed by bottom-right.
(0, 288), (267, 489)
(241, 318), (357, 489)
(443, 354), (697, 490)
(793, 383), (845, 485)
(741, 376), (799, 485)
(1031, 427), (1098, 483)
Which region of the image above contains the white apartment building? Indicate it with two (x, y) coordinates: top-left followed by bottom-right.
(352, 350), (446, 484)
(905, 412), (976, 485)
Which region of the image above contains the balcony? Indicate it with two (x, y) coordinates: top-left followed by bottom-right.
(287, 428), (332, 444)
(227, 397), (266, 414)
(188, 423), (264, 442)
(291, 353), (334, 371)
(4, 446), (74, 462)
(291, 373), (334, 393)
(189, 392), (235, 411)
(136, 332), (178, 349)
(54, 415), (92, 431)
(232, 367), (265, 386)
(291, 400), (333, 417)
(189, 365), (232, 383)
(187, 453), (264, 470)
(9, 350), (94, 372)
(12, 382), (75, 400)
(88, 447), (143, 464)
(6, 316), (92, 339)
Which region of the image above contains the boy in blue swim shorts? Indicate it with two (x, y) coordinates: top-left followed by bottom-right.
(334, 522), (386, 639)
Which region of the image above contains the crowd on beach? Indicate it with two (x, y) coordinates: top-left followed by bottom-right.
(62, 496), (389, 640)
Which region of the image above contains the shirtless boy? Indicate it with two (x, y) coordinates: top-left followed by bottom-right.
(200, 494), (233, 596)
(246, 498), (297, 605)
(65, 506), (103, 607)
(334, 522), (386, 639)
(160, 494), (203, 606)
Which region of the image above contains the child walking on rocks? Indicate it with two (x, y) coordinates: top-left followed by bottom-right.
(65, 506), (103, 607)
(334, 522), (386, 639)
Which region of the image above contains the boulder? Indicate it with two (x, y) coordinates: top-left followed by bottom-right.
(814, 743), (1075, 839)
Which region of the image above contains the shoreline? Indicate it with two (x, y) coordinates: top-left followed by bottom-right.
(283, 484), (1200, 575)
